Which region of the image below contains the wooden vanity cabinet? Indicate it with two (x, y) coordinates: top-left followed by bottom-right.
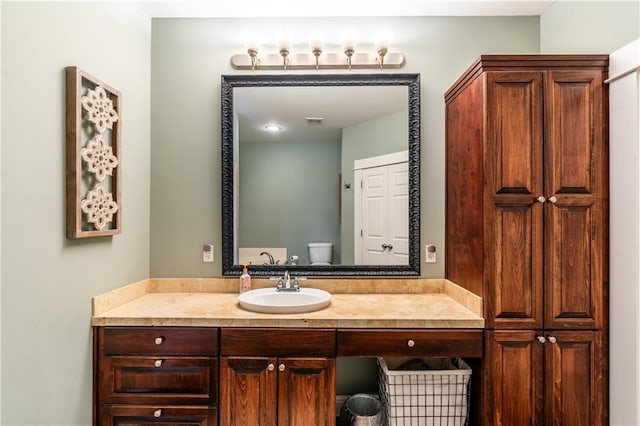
(219, 328), (336, 426)
(485, 330), (606, 426)
(95, 327), (219, 426)
(445, 55), (609, 425)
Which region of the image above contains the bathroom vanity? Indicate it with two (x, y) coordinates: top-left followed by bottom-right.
(91, 278), (484, 426)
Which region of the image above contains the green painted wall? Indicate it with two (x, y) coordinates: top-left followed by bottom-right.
(239, 139), (341, 264)
(1, 3), (151, 424)
(150, 16), (540, 277)
(340, 110), (408, 264)
(541, 1), (639, 53)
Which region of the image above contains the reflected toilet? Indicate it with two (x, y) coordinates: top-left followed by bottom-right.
(308, 242), (333, 265)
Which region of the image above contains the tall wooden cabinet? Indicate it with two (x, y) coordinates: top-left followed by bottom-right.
(445, 55), (608, 425)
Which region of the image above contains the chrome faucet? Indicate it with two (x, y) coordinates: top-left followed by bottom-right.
(260, 251), (275, 265)
(276, 270), (300, 292)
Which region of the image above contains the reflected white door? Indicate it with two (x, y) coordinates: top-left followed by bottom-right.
(355, 152), (408, 265)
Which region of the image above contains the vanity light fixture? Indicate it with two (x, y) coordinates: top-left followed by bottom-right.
(374, 32), (392, 70)
(276, 31), (291, 71)
(247, 45), (259, 71)
(243, 32), (262, 71)
(230, 31), (404, 71)
(309, 32), (325, 71)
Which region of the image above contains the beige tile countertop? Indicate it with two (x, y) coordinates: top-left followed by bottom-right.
(91, 278), (484, 329)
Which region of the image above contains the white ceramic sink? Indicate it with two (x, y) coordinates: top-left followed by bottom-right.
(238, 287), (332, 314)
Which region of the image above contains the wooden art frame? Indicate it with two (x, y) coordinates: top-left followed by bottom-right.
(65, 66), (122, 238)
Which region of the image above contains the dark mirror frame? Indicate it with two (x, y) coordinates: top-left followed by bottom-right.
(221, 73), (420, 276)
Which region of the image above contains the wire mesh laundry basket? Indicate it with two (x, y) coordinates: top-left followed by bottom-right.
(377, 357), (472, 426)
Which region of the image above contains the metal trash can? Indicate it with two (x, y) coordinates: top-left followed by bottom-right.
(341, 393), (384, 426)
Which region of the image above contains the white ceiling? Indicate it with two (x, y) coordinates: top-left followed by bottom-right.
(138, 0), (555, 18)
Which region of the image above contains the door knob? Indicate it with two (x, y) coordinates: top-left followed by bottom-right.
(278, 364), (286, 371)
(537, 196), (546, 203)
(537, 335), (546, 343)
(548, 336), (557, 344)
(548, 196), (558, 204)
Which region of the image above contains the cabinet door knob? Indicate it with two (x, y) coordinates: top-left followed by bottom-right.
(407, 339), (416, 347)
(154, 337), (164, 345)
(268, 363), (275, 371)
(153, 409), (162, 418)
(537, 196), (546, 203)
(548, 196), (558, 204)
(154, 359), (163, 367)
(278, 364), (286, 371)
(537, 335), (546, 343)
(548, 336), (557, 344)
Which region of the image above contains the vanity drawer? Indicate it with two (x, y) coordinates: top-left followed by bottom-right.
(101, 327), (218, 356)
(221, 328), (336, 357)
(337, 329), (483, 357)
(102, 405), (217, 426)
(100, 356), (218, 405)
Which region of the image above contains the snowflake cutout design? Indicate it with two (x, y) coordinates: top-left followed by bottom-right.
(81, 135), (118, 182)
(81, 184), (119, 231)
(81, 85), (119, 133)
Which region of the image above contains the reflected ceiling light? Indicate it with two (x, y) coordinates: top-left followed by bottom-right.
(265, 124), (282, 131)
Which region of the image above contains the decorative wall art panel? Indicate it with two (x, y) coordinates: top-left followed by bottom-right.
(65, 66), (121, 238)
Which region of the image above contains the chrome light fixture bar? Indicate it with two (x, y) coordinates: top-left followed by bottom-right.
(232, 31), (403, 71)
(230, 51), (405, 70)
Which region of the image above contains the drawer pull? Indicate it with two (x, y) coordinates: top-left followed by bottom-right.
(407, 339), (416, 348)
(537, 336), (546, 344)
(279, 363), (286, 372)
(154, 337), (164, 345)
(154, 359), (163, 367)
(153, 409), (162, 418)
(268, 363), (275, 371)
(548, 336), (557, 344)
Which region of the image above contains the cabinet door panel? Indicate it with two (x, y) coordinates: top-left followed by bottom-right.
(219, 357), (277, 426)
(485, 71), (544, 329)
(544, 331), (606, 426)
(278, 358), (335, 426)
(485, 331), (543, 426)
(544, 70), (606, 329)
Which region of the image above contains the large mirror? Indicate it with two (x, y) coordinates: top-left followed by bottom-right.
(221, 74), (420, 276)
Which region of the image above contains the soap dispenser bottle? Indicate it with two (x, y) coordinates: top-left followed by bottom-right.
(239, 264), (252, 293)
